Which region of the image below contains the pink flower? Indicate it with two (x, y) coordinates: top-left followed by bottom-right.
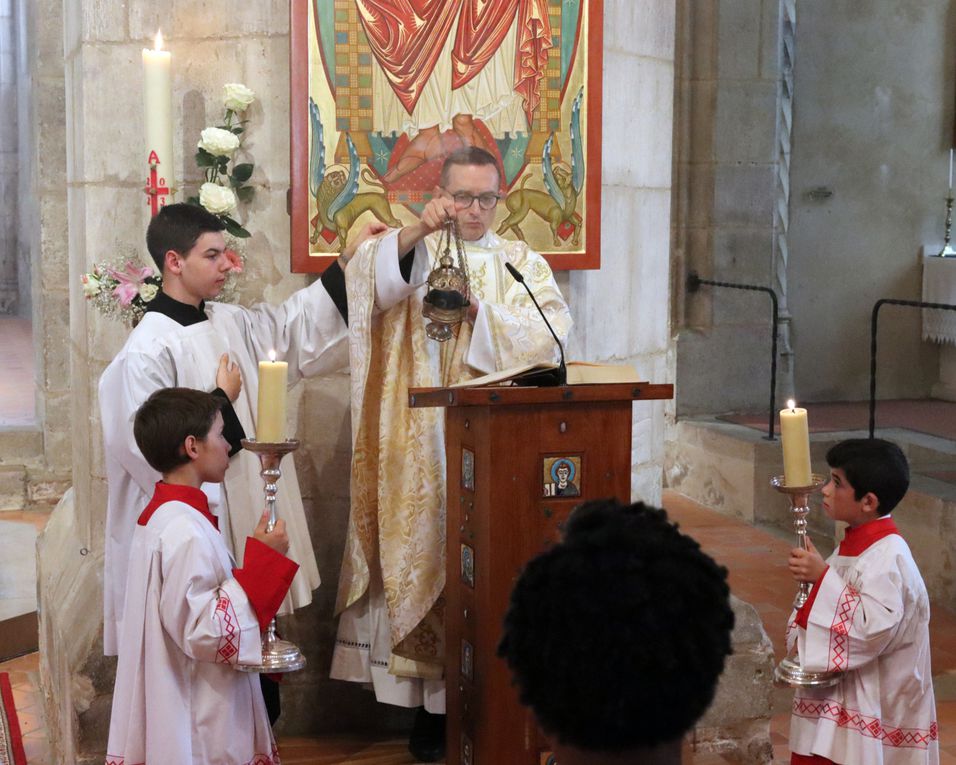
(108, 261), (155, 306)
(224, 249), (243, 273)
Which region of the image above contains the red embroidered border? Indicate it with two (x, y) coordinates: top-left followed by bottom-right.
(214, 593), (241, 664)
(827, 584), (861, 671)
(793, 697), (938, 749)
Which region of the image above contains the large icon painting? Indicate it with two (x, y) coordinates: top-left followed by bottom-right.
(290, 0), (604, 272)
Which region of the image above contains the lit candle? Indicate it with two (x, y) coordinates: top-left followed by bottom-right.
(143, 30), (173, 215)
(780, 399), (812, 487)
(257, 350), (288, 442)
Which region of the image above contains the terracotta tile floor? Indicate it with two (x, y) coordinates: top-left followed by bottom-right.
(0, 317), (35, 426)
(2, 492), (954, 764)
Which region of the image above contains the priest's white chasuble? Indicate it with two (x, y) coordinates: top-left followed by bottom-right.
(788, 517), (939, 764)
(99, 281), (348, 655)
(331, 229), (571, 710)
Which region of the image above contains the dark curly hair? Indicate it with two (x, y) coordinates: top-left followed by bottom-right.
(826, 438), (909, 516)
(497, 499), (735, 753)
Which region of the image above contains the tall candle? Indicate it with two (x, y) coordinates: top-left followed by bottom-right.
(949, 149), (953, 191)
(143, 30), (173, 214)
(257, 351), (288, 442)
(780, 399), (812, 487)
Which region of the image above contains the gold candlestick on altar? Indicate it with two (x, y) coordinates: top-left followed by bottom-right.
(771, 474), (843, 688)
(237, 438), (306, 673)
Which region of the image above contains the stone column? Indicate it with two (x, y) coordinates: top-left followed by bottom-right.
(0, 0), (17, 314)
(568, 0), (677, 505)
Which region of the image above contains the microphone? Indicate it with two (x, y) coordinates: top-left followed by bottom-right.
(505, 262), (567, 387)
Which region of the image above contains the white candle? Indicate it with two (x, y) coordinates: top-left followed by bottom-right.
(779, 399), (812, 487)
(143, 30), (173, 213)
(257, 350), (288, 442)
(949, 149), (953, 190)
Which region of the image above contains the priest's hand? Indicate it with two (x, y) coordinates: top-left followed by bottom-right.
(788, 538), (826, 584)
(397, 195), (458, 254)
(253, 511), (290, 556)
(217, 353), (241, 402)
(340, 221), (390, 268)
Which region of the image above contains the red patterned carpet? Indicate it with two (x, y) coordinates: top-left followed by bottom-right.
(719, 399), (956, 441)
(0, 674), (26, 765)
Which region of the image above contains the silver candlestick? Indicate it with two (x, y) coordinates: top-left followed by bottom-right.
(237, 438), (307, 673)
(771, 474), (842, 688)
(940, 194), (954, 257)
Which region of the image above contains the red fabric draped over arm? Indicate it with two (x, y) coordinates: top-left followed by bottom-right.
(512, 0), (553, 126)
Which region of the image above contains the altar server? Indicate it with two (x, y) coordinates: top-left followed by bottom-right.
(105, 388), (297, 765)
(787, 439), (938, 765)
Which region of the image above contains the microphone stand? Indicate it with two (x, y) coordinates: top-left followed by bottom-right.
(505, 262), (567, 386)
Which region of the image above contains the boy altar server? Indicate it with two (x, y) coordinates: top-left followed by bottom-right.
(106, 388), (297, 765)
(99, 203), (364, 660)
(787, 438), (938, 765)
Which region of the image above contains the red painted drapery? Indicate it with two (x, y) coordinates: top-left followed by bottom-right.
(356, 0), (552, 125)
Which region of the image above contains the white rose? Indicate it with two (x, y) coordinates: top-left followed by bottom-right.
(198, 127), (239, 157)
(199, 183), (238, 215)
(81, 273), (101, 297)
(138, 283), (159, 302)
(223, 83), (256, 113)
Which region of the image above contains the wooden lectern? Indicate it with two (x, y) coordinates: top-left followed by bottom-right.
(408, 381), (674, 765)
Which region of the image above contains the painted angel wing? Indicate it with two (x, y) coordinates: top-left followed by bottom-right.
(542, 132), (565, 209)
(309, 97), (325, 199)
(328, 133), (360, 219)
(570, 87), (584, 195)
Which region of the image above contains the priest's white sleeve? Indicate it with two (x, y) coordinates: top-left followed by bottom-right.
(372, 229), (430, 310)
(158, 516), (263, 668)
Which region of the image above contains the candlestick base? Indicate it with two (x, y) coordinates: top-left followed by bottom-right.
(236, 438), (307, 674)
(770, 474), (843, 689)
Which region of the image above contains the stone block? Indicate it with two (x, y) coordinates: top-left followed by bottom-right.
(628, 189), (672, 354)
(713, 163), (775, 227)
(688, 0), (718, 81)
(79, 0), (125, 42)
(0, 428), (43, 462)
(129, 0), (290, 40)
(602, 52), (674, 190)
(716, 0), (761, 80)
(688, 80), (716, 164)
(686, 163), (715, 229)
(606, 0), (676, 61)
(38, 192), (68, 291)
(0, 465), (26, 510)
(715, 80), (777, 164)
(36, 82), (68, 192)
(41, 288), (70, 390)
(758, 0), (781, 80)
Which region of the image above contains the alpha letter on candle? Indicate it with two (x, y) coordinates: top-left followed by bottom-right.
(143, 30), (173, 216)
(257, 352), (288, 442)
(780, 400), (812, 487)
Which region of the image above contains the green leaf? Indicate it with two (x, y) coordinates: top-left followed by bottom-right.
(230, 126), (245, 135)
(186, 195), (200, 206)
(195, 149), (217, 167)
(223, 218), (251, 238)
(231, 163), (254, 183)
(235, 186), (256, 203)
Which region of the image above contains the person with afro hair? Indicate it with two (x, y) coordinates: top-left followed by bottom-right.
(497, 498), (735, 765)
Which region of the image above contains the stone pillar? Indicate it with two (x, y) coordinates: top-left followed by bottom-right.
(674, 0), (782, 415)
(569, 0), (677, 506)
(0, 0), (17, 314)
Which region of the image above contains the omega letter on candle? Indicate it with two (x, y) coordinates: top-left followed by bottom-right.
(779, 400), (812, 487)
(257, 352), (288, 442)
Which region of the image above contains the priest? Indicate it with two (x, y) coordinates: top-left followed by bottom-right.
(329, 147), (572, 760)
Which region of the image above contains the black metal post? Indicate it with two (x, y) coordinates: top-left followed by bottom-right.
(686, 271), (779, 440)
(869, 297), (956, 437)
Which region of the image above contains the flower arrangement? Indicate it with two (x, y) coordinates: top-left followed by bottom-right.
(188, 83), (257, 238)
(81, 245), (244, 327)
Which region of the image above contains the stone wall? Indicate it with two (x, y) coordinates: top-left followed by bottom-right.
(674, 0), (781, 416)
(37, 0), (677, 760)
(0, 0), (16, 314)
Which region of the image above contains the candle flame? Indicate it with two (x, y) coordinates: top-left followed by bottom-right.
(153, 30), (164, 51)
(787, 398), (796, 411)
(268, 349), (277, 362)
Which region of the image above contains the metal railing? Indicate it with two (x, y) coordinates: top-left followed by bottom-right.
(869, 298), (956, 437)
(686, 271), (779, 440)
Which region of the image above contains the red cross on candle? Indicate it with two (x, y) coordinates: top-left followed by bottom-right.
(144, 151), (170, 216)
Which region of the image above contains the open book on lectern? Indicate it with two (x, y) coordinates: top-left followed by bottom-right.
(450, 360), (642, 388)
